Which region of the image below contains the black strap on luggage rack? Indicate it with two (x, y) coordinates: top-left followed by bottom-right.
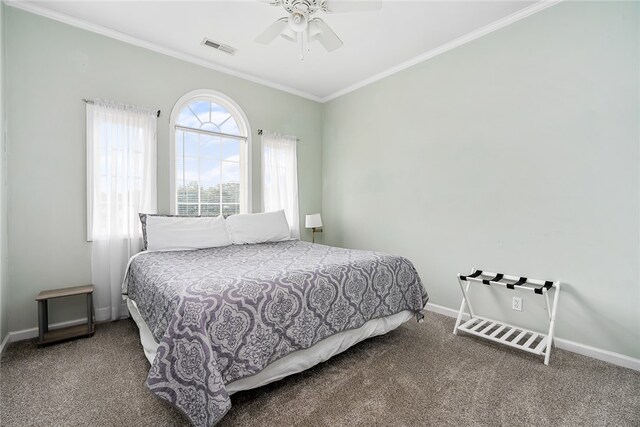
(507, 277), (527, 289)
(482, 273), (503, 285)
(460, 271), (554, 296)
(459, 270), (482, 281)
(535, 281), (554, 295)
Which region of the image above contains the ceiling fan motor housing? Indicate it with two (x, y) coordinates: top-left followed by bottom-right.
(289, 9), (308, 32)
(282, 0), (322, 14)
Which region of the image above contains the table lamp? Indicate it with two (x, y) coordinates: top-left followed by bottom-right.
(305, 213), (323, 243)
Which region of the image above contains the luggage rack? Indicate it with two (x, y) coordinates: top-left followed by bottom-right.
(453, 269), (561, 365)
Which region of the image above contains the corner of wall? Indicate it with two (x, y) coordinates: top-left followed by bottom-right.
(0, 0), (10, 348)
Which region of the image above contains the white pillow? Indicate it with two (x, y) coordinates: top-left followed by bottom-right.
(225, 210), (291, 244)
(145, 215), (231, 251)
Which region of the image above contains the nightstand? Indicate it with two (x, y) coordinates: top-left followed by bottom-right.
(35, 285), (95, 346)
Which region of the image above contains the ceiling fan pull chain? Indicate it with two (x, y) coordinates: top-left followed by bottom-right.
(299, 32), (304, 61)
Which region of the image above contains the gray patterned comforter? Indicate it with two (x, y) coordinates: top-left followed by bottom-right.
(124, 240), (427, 426)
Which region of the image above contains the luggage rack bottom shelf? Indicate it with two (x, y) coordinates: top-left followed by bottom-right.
(457, 316), (549, 356)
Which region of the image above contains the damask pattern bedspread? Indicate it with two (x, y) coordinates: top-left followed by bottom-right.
(123, 240), (428, 426)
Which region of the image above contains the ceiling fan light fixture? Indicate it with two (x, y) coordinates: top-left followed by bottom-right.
(280, 25), (298, 42)
(256, 0), (364, 56)
(288, 9), (308, 32)
(307, 21), (322, 40)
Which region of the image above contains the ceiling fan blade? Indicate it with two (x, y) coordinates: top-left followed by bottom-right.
(255, 18), (289, 44)
(309, 18), (343, 52)
(322, 0), (381, 13)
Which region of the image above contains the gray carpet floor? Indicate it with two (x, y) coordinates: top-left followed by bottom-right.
(1, 311), (639, 426)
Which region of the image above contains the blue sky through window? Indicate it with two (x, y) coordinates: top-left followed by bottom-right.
(175, 100), (244, 216)
(176, 100), (241, 136)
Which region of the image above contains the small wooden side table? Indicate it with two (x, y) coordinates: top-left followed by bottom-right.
(36, 284), (95, 346)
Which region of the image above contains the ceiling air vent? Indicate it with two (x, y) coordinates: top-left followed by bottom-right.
(202, 38), (237, 55)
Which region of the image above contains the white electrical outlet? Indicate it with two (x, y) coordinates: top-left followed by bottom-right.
(512, 296), (523, 312)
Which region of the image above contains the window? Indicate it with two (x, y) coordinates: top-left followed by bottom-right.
(170, 90), (251, 216)
(86, 100), (157, 241)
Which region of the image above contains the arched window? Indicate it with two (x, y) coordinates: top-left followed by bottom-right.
(170, 90), (251, 216)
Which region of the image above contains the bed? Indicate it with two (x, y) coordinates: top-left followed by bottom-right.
(123, 239), (428, 426)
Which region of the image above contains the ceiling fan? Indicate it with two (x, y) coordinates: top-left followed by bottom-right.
(255, 0), (381, 60)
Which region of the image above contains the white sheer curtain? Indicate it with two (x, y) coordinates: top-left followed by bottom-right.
(87, 100), (157, 320)
(261, 131), (299, 238)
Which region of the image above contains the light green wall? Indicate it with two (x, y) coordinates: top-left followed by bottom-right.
(5, 2), (640, 361)
(322, 1), (640, 358)
(5, 7), (323, 332)
(0, 1), (8, 344)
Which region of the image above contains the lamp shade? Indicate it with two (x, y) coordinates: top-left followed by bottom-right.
(305, 213), (323, 229)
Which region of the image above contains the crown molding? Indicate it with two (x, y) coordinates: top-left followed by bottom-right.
(320, 0), (563, 103)
(5, 0), (561, 104)
(4, 0), (324, 103)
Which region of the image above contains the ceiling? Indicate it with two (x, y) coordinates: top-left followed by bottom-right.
(14, 0), (543, 101)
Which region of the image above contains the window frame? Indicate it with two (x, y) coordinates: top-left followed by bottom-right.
(169, 89), (252, 216)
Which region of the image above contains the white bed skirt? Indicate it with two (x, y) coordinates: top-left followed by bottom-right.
(126, 298), (413, 394)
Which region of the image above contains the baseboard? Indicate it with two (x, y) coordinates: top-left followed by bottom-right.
(9, 317), (89, 342)
(5, 301), (638, 372)
(6, 305), (124, 344)
(426, 302), (468, 320)
(425, 302), (640, 372)
(0, 333), (10, 357)
(552, 337), (640, 372)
